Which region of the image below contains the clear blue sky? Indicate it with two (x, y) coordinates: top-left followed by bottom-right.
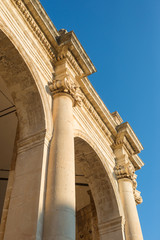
(39, 0), (160, 239)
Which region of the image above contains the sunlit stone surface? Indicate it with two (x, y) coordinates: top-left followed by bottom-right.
(0, 1), (144, 240)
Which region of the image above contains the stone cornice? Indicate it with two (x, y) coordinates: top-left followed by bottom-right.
(53, 47), (84, 76)
(11, 0), (57, 59)
(112, 122), (144, 169)
(130, 155), (144, 170)
(79, 77), (118, 137)
(23, 0), (59, 40)
(116, 122), (143, 154)
(82, 96), (112, 140)
(11, 1), (96, 77)
(56, 31), (96, 76)
(111, 111), (123, 125)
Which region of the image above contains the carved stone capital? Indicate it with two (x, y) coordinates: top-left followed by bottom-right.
(115, 164), (143, 205)
(114, 162), (135, 180)
(49, 77), (83, 107)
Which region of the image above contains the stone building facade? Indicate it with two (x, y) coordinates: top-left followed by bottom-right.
(0, 1), (144, 240)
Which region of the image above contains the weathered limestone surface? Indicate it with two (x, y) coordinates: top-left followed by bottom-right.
(43, 94), (76, 240)
(0, 1), (144, 240)
(76, 191), (100, 240)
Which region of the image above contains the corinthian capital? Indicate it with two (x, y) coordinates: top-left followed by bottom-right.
(49, 77), (83, 107)
(114, 162), (135, 180)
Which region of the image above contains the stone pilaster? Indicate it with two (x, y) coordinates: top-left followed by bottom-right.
(3, 130), (50, 240)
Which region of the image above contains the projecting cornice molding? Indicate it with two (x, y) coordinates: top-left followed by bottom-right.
(115, 122), (143, 154)
(111, 111), (123, 125)
(130, 155), (144, 171)
(11, 0), (58, 59)
(113, 122), (144, 169)
(53, 46), (84, 76)
(56, 31), (96, 76)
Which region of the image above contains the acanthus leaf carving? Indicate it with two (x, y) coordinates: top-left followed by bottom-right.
(114, 162), (135, 180)
(115, 162), (143, 204)
(132, 174), (143, 205)
(49, 76), (83, 107)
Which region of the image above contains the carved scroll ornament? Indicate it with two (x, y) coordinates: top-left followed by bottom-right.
(115, 163), (143, 204)
(114, 162), (135, 180)
(132, 175), (143, 205)
(49, 77), (83, 106)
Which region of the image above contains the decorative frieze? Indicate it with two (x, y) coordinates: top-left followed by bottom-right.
(11, 0), (55, 59)
(82, 97), (112, 139)
(49, 76), (83, 107)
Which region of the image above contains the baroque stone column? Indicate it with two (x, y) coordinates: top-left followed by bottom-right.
(43, 73), (82, 240)
(114, 154), (143, 240)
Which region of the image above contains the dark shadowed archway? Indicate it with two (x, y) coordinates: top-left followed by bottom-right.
(0, 28), (50, 240)
(75, 136), (125, 240)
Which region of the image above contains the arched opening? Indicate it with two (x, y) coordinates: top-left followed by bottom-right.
(0, 77), (17, 221)
(75, 136), (125, 240)
(0, 28), (48, 239)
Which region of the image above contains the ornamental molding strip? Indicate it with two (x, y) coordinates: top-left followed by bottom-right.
(17, 129), (51, 153)
(82, 96), (112, 140)
(98, 216), (124, 235)
(11, 0), (56, 59)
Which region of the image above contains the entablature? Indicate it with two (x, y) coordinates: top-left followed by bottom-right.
(116, 122), (143, 154)
(112, 122), (144, 170)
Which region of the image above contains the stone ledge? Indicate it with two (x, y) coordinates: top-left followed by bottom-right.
(116, 122), (143, 154)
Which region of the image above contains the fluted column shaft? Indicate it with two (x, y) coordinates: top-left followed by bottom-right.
(44, 93), (75, 240)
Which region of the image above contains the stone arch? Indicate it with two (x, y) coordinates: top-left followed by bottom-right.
(74, 130), (125, 239)
(0, 23), (53, 140)
(0, 25), (52, 239)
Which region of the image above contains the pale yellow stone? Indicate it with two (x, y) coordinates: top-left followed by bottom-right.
(0, 1), (144, 240)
